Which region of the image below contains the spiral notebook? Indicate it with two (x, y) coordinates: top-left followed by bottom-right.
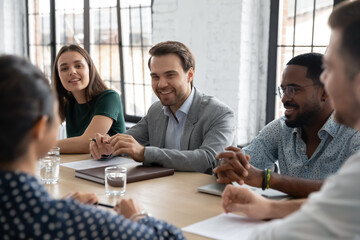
(75, 165), (174, 184)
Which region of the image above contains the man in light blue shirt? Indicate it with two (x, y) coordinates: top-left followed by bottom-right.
(214, 53), (360, 197)
(242, 113), (359, 180)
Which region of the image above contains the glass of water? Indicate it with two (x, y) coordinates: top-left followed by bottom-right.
(105, 166), (127, 196)
(39, 147), (60, 184)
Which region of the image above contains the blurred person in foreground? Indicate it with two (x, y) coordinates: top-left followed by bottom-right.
(0, 55), (184, 239)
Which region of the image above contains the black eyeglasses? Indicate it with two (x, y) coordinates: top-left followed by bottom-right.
(277, 84), (315, 99)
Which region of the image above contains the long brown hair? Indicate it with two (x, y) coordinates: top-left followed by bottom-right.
(52, 44), (108, 121)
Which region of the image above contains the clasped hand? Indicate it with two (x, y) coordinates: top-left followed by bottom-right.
(213, 146), (263, 188)
(90, 133), (145, 162)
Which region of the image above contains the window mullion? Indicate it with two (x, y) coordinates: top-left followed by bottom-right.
(50, 0), (56, 70)
(84, 0), (90, 53)
(117, 0), (127, 118)
(266, 0), (279, 124)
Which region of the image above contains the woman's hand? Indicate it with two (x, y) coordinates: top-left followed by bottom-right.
(114, 198), (144, 221)
(64, 192), (99, 205)
(90, 133), (113, 160)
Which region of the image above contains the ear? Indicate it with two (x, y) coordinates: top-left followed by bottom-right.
(320, 87), (328, 102)
(31, 116), (49, 141)
(186, 67), (194, 84)
(353, 72), (360, 103)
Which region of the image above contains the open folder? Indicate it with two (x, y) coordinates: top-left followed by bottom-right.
(75, 165), (174, 184)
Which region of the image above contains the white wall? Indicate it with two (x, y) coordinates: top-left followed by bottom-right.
(0, 0), (27, 56)
(152, 0), (270, 145)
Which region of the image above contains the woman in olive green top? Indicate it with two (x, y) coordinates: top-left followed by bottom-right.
(52, 44), (125, 153)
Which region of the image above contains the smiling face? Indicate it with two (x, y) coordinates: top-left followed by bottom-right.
(57, 51), (90, 102)
(150, 53), (193, 113)
(281, 65), (323, 128)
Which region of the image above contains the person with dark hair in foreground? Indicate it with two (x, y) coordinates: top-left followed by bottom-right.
(0, 55), (184, 239)
(220, 1), (360, 239)
(214, 52), (360, 198)
(90, 41), (236, 174)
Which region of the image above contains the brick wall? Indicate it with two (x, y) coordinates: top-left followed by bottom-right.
(152, 0), (270, 145)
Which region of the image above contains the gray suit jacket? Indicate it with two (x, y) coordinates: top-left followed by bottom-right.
(126, 88), (236, 174)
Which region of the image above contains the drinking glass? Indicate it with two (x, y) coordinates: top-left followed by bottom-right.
(39, 147), (60, 184)
(105, 166), (127, 196)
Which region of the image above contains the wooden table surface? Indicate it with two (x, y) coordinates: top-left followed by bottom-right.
(41, 154), (224, 239)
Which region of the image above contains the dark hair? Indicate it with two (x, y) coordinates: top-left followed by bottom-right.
(0, 55), (54, 163)
(329, 1), (360, 80)
(52, 44), (108, 121)
(286, 53), (324, 86)
(148, 41), (195, 87)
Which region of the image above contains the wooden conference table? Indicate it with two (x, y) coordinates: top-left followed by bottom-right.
(43, 154), (224, 239)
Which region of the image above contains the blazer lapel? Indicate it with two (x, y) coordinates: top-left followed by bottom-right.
(181, 88), (201, 149)
(156, 109), (168, 148)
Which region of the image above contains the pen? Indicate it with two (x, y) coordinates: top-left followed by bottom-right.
(96, 202), (114, 208)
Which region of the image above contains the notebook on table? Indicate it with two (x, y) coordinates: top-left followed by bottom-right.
(75, 165), (175, 184)
(198, 182), (288, 199)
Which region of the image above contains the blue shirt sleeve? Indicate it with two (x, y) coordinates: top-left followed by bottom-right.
(242, 118), (282, 169)
(57, 198), (185, 240)
(0, 172), (185, 240)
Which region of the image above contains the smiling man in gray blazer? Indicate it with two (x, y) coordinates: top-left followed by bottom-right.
(90, 41), (236, 174)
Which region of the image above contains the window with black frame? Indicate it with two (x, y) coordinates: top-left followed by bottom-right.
(275, 0), (334, 118)
(26, 0), (152, 123)
(27, 0), (52, 79)
(267, 0), (345, 122)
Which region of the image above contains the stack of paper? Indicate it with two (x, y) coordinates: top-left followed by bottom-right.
(182, 213), (267, 240)
(61, 156), (134, 170)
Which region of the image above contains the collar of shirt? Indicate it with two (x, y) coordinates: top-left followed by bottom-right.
(292, 112), (337, 139)
(163, 88), (195, 150)
(163, 88), (195, 120)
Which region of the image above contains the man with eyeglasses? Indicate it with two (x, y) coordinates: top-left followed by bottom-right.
(214, 52), (360, 198)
